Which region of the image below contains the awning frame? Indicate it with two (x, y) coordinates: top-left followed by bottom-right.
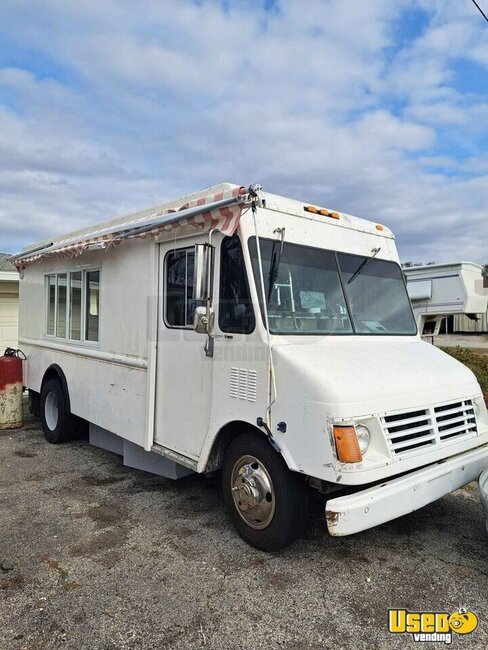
(11, 185), (259, 268)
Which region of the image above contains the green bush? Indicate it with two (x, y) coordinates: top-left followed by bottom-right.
(441, 347), (488, 398)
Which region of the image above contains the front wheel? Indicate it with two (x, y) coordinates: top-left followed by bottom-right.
(222, 432), (309, 552)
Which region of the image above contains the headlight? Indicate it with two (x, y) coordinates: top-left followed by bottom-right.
(355, 424), (370, 454)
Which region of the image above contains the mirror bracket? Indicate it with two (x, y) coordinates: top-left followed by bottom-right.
(193, 238), (216, 356)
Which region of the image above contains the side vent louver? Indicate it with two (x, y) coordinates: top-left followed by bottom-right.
(230, 367), (257, 402)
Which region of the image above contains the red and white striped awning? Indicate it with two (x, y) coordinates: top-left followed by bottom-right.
(14, 185), (252, 270)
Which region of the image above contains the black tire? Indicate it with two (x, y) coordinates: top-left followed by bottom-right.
(222, 432), (309, 552)
(40, 378), (83, 444)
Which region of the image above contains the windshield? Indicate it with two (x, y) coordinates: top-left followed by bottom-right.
(249, 238), (417, 335)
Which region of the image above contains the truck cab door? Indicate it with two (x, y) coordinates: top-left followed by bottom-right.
(154, 239), (213, 459)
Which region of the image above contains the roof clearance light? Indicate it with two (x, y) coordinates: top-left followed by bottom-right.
(375, 225), (384, 231)
(304, 205), (340, 220)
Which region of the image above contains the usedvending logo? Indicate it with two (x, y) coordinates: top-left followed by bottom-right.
(388, 607), (478, 644)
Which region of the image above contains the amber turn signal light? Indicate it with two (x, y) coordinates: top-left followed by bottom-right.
(333, 425), (362, 463)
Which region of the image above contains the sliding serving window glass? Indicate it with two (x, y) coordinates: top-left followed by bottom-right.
(249, 238), (416, 335)
(45, 269), (100, 343)
(337, 253), (417, 335)
(47, 275), (56, 335)
(56, 273), (67, 338)
(69, 271), (82, 340)
(249, 238), (353, 334)
(85, 271), (100, 342)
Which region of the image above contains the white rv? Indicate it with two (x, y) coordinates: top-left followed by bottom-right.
(405, 262), (488, 335)
(13, 183), (488, 550)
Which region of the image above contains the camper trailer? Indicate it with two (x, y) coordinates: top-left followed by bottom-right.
(405, 262), (488, 335)
(13, 183), (488, 551)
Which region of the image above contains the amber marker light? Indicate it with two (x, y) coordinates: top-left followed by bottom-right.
(333, 425), (362, 463)
(319, 209), (340, 219)
(375, 224), (384, 231)
(304, 205), (340, 220)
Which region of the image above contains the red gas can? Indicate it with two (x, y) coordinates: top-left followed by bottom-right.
(0, 348), (24, 429)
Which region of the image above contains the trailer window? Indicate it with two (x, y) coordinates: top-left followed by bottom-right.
(219, 236), (255, 334)
(165, 249), (201, 328)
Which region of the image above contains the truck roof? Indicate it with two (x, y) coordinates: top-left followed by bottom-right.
(13, 183), (394, 272)
(260, 191), (393, 239)
(22, 182), (393, 254)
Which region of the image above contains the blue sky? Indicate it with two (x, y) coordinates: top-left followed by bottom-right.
(0, 0), (487, 263)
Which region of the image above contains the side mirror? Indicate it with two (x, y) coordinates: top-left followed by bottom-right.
(193, 244), (214, 302)
(193, 306), (214, 334)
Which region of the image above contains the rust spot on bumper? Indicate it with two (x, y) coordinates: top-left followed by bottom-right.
(326, 509), (339, 528)
(326, 509), (346, 536)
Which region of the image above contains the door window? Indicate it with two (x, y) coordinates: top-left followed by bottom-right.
(165, 248), (202, 327)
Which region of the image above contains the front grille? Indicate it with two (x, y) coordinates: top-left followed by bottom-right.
(435, 401), (477, 441)
(382, 399), (477, 457)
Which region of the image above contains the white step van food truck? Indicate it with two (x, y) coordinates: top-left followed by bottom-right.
(13, 183), (488, 550)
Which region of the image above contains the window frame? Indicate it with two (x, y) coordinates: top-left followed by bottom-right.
(44, 267), (101, 345)
(218, 235), (256, 335)
(69, 270), (83, 341)
(84, 269), (101, 343)
(248, 237), (418, 337)
(163, 246), (200, 330)
(46, 274), (57, 336)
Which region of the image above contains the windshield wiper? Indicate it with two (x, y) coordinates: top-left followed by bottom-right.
(347, 247), (381, 284)
(267, 227), (286, 300)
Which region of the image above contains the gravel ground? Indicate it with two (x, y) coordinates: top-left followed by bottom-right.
(1, 408), (487, 650)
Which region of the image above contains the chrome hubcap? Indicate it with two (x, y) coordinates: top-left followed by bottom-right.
(45, 391), (59, 431)
(231, 455), (275, 529)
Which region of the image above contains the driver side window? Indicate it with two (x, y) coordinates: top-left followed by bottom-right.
(219, 236), (255, 334)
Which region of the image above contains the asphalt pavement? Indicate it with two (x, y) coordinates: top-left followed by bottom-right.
(1, 409), (487, 649)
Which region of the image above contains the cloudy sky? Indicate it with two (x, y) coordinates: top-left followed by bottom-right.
(0, 0), (487, 263)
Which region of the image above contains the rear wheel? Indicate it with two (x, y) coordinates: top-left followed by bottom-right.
(222, 432), (309, 551)
(40, 378), (85, 443)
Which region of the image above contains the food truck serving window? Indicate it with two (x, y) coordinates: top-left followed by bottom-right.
(45, 269), (100, 343)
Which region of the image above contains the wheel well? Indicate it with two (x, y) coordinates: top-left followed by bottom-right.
(41, 365), (71, 413)
(204, 420), (268, 472)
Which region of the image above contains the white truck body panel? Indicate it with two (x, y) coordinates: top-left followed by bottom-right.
(16, 184), (488, 537)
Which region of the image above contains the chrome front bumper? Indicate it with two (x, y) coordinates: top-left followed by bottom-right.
(326, 444), (488, 536)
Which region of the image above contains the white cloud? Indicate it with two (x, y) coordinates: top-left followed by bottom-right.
(0, 0), (486, 264)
